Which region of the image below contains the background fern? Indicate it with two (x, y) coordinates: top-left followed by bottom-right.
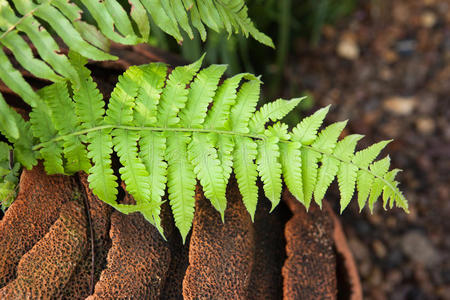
(0, 0), (273, 110)
(0, 54), (408, 240)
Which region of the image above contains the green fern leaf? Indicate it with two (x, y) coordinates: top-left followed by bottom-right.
(204, 73), (252, 130)
(184, 0), (207, 40)
(157, 56), (204, 127)
(213, 0), (274, 47)
(0, 48), (40, 107)
(249, 97), (304, 133)
(113, 130), (151, 203)
(106, 68), (152, 204)
(179, 64), (227, 128)
(189, 133), (227, 219)
(382, 168), (401, 208)
(257, 135), (283, 210)
(337, 162), (358, 213)
(216, 135), (234, 180)
(141, 0), (183, 42)
(230, 77), (261, 133)
(280, 141), (304, 204)
(87, 130), (118, 206)
(301, 148), (321, 209)
(169, 0), (194, 39)
(15, 17), (77, 79)
(233, 137), (258, 220)
(104, 0), (137, 38)
(0, 94), (19, 140)
(45, 82), (90, 173)
(311, 121), (347, 206)
(314, 156), (340, 207)
(312, 121), (347, 154)
(32, 86), (64, 174)
(356, 170), (374, 211)
(1, 31), (62, 82)
(69, 52), (106, 129)
(79, 0), (138, 45)
(353, 140), (391, 169)
(129, 0), (151, 39)
(139, 131), (167, 212)
(132, 63), (168, 127)
(32, 4), (114, 60)
(292, 105), (330, 145)
(166, 133), (196, 242)
(0, 142), (20, 210)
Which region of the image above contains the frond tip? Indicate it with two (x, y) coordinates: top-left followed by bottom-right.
(0, 56), (408, 239)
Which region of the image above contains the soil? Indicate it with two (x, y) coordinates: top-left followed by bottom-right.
(283, 0), (449, 299)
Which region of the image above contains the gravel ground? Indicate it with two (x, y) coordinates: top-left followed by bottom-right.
(285, 0), (449, 299)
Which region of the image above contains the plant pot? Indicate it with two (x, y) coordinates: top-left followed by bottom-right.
(0, 45), (362, 299)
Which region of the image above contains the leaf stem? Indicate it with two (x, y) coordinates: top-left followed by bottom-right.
(31, 124), (265, 151)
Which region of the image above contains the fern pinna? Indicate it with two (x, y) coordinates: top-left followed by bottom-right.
(0, 53), (408, 240)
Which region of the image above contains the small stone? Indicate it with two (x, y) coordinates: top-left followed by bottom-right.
(401, 231), (441, 267)
(369, 267), (383, 286)
(416, 117), (435, 134)
(421, 11), (437, 28)
(373, 240), (387, 258)
(348, 238), (370, 261)
(383, 96), (417, 115)
(337, 33), (360, 60)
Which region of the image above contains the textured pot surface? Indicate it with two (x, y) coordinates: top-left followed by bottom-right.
(0, 44), (362, 299)
(0, 164), (362, 299)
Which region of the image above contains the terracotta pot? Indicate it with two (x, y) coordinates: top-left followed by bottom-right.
(0, 45), (362, 299)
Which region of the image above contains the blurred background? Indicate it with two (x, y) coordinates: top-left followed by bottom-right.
(153, 0), (450, 298)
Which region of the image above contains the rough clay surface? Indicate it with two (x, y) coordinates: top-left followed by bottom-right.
(0, 164), (361, 299)
(247, 193), (285, 299)
(183, 182), (255, 299)
(0, 163), (78, 287)
(282, 190), (338, 299)
(62, 173), (113, 299)
(0, 201), (87, 299)
(160, 202), (190, 300)
(87, 190), (171, 300)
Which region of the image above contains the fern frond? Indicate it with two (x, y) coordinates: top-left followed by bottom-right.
(0, 93), (19, 141)
(31, 86), (65, 174)
(230, 78), (261, 133)
(256, 135), (282, 210)
(189, 133), (227, 219)
(0, 0), (272, 103)
(157, 56), (204, 127)
(292, 105), (330, 145)
(87, 130), (118, 206)
(69, 52), (106, 129)
(204, 73), (252, 130)
(280, 141), (304, 204)
(250, 97), (304, 133)
(166, 133), (196, 242)
(44, 82), (90, 173)
(133, 64), (168, 127)
(0, 142), (20, 210)
(6, 58), (409, 239)
(179, 64), (227, 128)
(139, 131), (167, 227)
(233, 137), (258, 220)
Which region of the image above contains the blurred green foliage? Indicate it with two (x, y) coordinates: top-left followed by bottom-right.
(150, 0), (357, 76)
